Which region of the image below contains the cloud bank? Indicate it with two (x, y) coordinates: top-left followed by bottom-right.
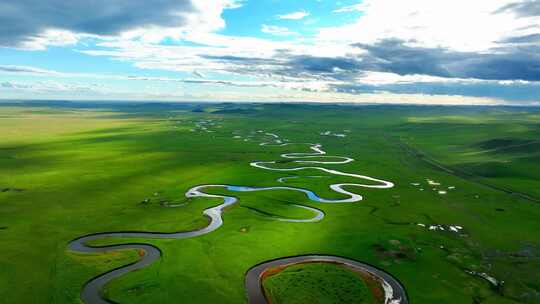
(0, 0), (240, 49)
(1, 0), (539, 104)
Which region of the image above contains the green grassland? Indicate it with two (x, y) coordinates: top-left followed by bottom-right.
(263, 263), (377, 304)
(0, 103), (539, 303)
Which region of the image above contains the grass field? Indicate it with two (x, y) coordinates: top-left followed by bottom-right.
(263, 263), (377, 304)
(1, 102), (539, 303)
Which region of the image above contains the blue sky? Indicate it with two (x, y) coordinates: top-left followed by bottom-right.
(0, 0), (539, 105)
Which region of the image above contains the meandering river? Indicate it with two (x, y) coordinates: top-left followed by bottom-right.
(68, 133), (406, 304)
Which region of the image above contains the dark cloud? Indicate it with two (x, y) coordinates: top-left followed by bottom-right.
(197, 39), (540, 102)
(0, 1), (196, 47)
(494, 0), (540, 17)
(259, 55), (364, 81)
(192, 70), (205, 78)
(353, 39), (540, 81)
(353, 39), (459, 78)
(198, 38), (540, 83)
(201, 54), (366, 81)
(334, 82), (540, 102)
(464, 50), (540, 81)
(288, 56), (361, 73)
(500, 33), (540, 43)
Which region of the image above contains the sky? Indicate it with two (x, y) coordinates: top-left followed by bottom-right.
(0, 0), (539, 105)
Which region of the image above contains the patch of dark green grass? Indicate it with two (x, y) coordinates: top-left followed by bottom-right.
(263, 263), (377, 304)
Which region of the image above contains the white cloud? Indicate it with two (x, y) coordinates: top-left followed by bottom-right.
(354, 72), (463, 86)
(0, 65), (62, 76)
(333, 4), (366, 13)
(18, 30), (80, 51)
(0, 80), (108, 94)
(322, 0), (539, 52)
(277, 11), (310, 20)
(261, 25), (298, 36)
